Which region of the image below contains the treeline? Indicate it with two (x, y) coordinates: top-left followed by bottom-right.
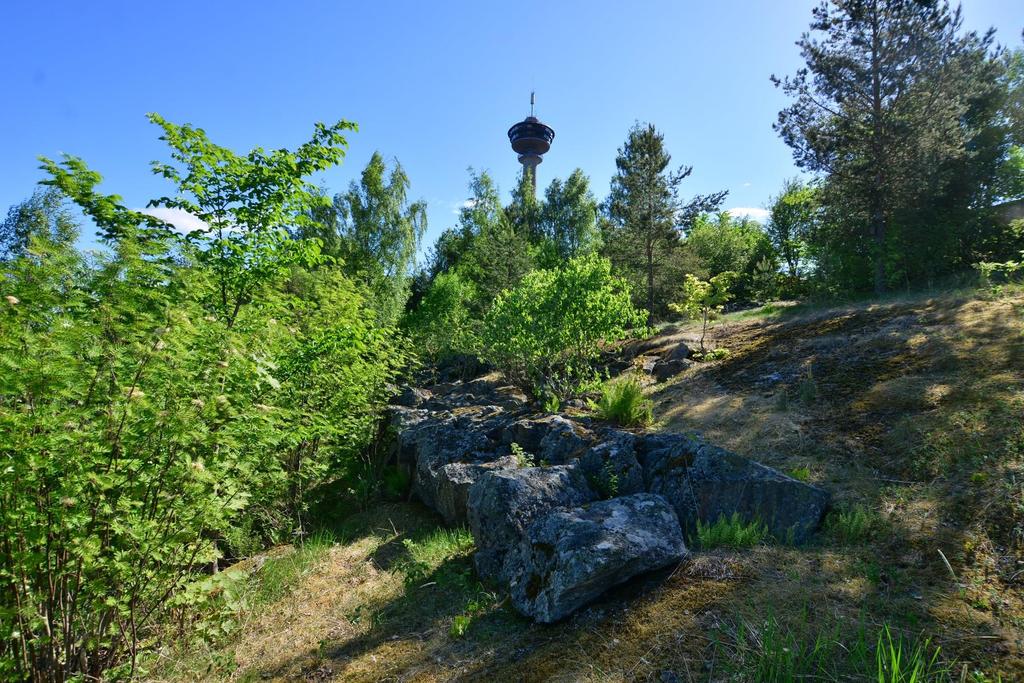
(409, 5), (1024, 366)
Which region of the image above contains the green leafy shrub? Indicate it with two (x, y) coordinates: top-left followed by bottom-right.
(511, 442), (535, 468)
(975, 249), (1024, 293)
(592, 375), (653, 426)
(695, 513), (769, 549)
(481, 254), (647, 396)
(694, 347), (731, 362)
(0, 115), (407, 680)
(403, 270), (481, 361)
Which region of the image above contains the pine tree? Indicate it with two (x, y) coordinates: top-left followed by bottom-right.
(605, 123), (726, 323)
(773, 0), (1000, 293)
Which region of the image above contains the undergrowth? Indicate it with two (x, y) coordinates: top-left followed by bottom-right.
(714, 614), (950, 682)
(695, 513), (769, 549)
(825, 504), (881, 545)
(592, 374), (653, 426)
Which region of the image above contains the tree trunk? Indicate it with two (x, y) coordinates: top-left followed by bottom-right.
(871, 205), (886, 295)
(645, 240), (655, 327)
(870, 2), (887, 295)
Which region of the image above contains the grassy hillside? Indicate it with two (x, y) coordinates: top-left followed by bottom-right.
(148, 289), (1024, 682)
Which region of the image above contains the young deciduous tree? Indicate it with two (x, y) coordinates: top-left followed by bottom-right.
(450, 170), (533, 311)
(6, 115), (406, 681)
(481, 254), (646, 395)
(684, 212), (776, 294)
(670, 271), (736, 353)
(403, 270), (481, 361)
(766, 179), (818, 279)
(605, 122), (726, 323)
(540, 168), (601, 260)
(333, 152), (427, 325)
(143, 113), (355, 325)
(0, 187), (79, 260)
(506, 167), (542, 242)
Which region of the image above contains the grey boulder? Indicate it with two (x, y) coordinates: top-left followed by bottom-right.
(578, 431), (645, 497)
(663, 342), (693, 362)
(640, 437), (830, 543)
(411, 407), (513, 514)
(504, 493), (687, 623)
(654, 358), (695, 382)
(467, 465), (595, 583)
(502, 414), (589, 458)
(431, 456), (518, 525)
(394, 385), (433, 408)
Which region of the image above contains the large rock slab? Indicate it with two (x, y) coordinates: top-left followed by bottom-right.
(467, 465), (595, 583)
(640, 436), (830, 543)
(431, 456), (518, 525)
(578, 431), (645, 497)
(504, 493), (687, 623)
(410, 406), (513, 514)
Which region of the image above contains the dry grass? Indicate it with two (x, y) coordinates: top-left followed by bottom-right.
(147, 289), (1024, 682)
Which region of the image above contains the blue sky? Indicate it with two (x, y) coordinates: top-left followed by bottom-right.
(2, 0), (1020, 252)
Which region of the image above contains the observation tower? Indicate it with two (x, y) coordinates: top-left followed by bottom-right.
(507, 92), (555, 193)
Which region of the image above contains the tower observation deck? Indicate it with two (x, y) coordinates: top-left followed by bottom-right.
(507, 92), (554, 193)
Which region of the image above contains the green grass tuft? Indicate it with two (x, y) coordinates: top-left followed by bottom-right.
(592, 375), (653, 426)
(695, 513), (769, 549)
(253, 530), (336, 606)
(716, 616), (949, 681)
(825, 504), (880, 545)
(875, 624), (948, 682)
(788, 466), (811, 482)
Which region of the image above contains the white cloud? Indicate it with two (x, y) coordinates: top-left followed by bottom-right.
(449, 199), (475, 215)
(742, 182), (752, 188)
(724, 207), (770, 223)
(138, 207), (208, 234)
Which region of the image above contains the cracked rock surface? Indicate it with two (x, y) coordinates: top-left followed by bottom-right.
(387, 376), (830, 622)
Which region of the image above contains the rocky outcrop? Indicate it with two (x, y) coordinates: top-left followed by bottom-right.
(505, 493), (687, 622)
(653, 342), (695, 381)
(468, 465), (595, 582)
(639, 438), (830, 543)
(387, 376), (830, 622)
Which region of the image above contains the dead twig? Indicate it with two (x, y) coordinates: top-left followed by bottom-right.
(937, 548), (957, 581)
